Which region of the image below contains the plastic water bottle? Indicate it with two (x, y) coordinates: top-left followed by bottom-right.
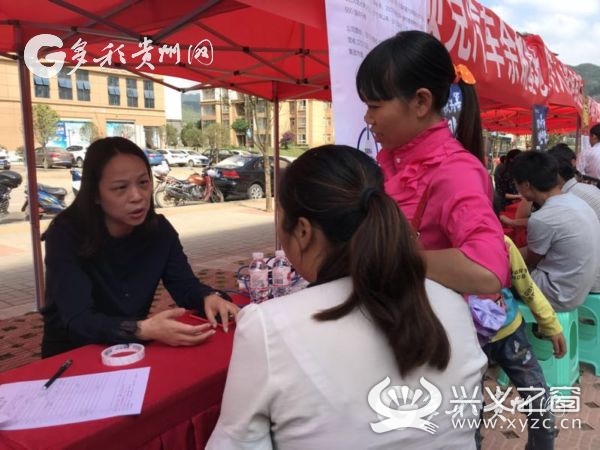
(272, 250), (292, 297)
(248, 252), (270, 303)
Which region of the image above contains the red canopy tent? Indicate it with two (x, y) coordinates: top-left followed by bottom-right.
(0, 0), (331, 309)
(429, 0), (584, 134)
(0, 0), (589, 307)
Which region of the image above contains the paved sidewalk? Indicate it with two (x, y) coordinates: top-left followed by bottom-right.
(0, 199), (276, 319)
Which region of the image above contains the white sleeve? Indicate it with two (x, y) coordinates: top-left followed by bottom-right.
(577, 147), (588, 175)
(206, 304), (273, 450)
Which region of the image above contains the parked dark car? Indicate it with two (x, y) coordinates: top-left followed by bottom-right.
(202, 148), (253, 165)
(142, 149), (167, 166)
(213, 155), (291, 199)
(34, 146), (74, 169)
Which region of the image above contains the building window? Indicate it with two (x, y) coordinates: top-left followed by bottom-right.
(202, 104), (216, 116)
(126, 78), (138, 107)
(33, 75), (50, 98)
(76, 70), (91, 101)
(222, 104), (229, 113)
(143, 80), (155, 108)
(57, 69), (73, 100)
(107, 76), (120, 106)
(298, 134), (306, 144)
(298, 100), (307, 110)
(298, 117), (306, 127)
(203, 88), (216, 100)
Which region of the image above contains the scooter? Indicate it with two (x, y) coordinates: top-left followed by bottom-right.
(0, 170), (23, 218)
(153, 166), (224, 208)
(21, 183), (68, 220)
(70, 168), (82, 196)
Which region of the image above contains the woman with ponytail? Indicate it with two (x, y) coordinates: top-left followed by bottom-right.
(208, 145), (486, 449)
(356, 30), (508, 295)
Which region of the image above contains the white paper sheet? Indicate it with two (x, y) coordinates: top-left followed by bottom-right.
(0, 366), (150, 430)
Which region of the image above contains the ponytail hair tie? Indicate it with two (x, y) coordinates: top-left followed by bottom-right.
(453, 64), (476, 85)
(359, 187), (378, 213)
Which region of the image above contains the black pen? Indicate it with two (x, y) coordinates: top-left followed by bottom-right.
(42, 359), (73, 390)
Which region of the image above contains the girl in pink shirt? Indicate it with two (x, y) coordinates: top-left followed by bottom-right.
(356, 31), (509, 294)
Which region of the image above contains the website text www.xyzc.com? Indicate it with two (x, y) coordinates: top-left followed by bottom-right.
(452, 417), (582, 432)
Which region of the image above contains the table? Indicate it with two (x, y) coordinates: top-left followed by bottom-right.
(0, 301), (248, 450)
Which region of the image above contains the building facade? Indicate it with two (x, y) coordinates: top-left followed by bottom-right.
(195, 87), (334, 149)
(0, 58), (166, 153)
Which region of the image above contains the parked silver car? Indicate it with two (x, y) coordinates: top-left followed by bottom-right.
(34, 146), (74, 169)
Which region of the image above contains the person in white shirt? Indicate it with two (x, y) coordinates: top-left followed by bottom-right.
(207, 145), (487, 450)
(548, 143), (600, 224)
(512, 150), (600, 310)
(577, 123), (600, 180)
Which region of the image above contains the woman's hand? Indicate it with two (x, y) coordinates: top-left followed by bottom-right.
(137, 308), (216, 346)
(204, 294), (240, 333)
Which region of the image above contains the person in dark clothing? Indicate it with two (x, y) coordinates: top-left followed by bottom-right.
(493, 148), (522, 210)
(41, 137), (239, 357)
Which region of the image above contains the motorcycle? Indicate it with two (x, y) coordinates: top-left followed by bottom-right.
(0, 170), (23, 218)
(22, 183), (68, 220)
(153, 164), (225, 208)
(70, 168), (82, 196)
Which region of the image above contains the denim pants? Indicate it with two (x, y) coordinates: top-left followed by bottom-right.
(481, 321), (555, 450)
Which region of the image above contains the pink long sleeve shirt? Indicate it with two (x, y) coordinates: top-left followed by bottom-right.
(377, 121), (509, 287)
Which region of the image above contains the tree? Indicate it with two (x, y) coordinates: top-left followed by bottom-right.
(204, 123), (230, 148)
(165, 123), (179, 146)
(280, 130), (295, 149)
(32, 104), (60, 147)
(180, 122), (205, 148)
(79, 122), (102, 144)
(247, 95), (274, 212)
(231, 117), (250, 146)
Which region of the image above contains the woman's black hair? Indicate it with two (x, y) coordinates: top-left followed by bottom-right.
(355, 30), (484, 163)
(45, 137), (157, 257)
(278, 145), (450, 376)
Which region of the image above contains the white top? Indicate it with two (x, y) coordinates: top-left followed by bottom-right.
(577, 141), (600, 179)
(207, 277), (487, 450)
(562, 178), (600, 223)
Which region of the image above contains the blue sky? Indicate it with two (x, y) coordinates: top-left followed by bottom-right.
(478, 0), (600, 67)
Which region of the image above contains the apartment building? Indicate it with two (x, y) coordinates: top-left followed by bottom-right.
(196, 88), (334, 148)
(0, 58), (166, 152)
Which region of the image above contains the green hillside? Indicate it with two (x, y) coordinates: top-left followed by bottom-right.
(572, 63), (600, 99)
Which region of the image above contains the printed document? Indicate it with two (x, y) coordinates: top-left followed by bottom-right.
(0, 367), (150, 430)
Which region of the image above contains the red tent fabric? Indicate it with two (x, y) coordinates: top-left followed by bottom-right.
(589, 98), (600, 126)
(429, 0), (583, 134)
(0, 0), (331, 101)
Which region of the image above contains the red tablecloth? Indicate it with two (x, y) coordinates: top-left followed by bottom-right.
(501, 202), (527, 248)
(0, 297), (250, 450)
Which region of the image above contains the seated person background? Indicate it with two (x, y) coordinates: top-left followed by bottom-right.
(208, 145), (487, 449)
(41, 137), (239, 358)
(576, 122), (600, 182)
(547, 143), (600, 223)
(493, 148), (522, 211)
(511, 150), (600, 311)
(501, 142), (600, 231)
